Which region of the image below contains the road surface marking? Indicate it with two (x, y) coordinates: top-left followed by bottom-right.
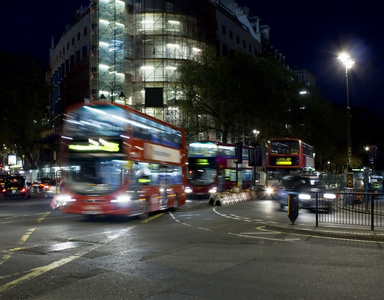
(228, 232), (297, 242)
(0, 226), (136, 293)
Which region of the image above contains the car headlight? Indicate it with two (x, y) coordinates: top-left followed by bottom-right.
(324, 193), (336, 199)
(111, 195), (131, 203)
(209, 186), (217, 194)
(266, 187), (274, 195)
(298, 193), (311, 200)
(185, 186), (192, 193)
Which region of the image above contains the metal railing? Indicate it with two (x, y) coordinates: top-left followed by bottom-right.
(315, 191), (384, 230)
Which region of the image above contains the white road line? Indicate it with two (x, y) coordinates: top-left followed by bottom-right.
(228, 232), (296, 242)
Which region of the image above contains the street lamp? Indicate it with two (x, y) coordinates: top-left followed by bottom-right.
(99, 85), (125, 103)
(253, 129), (260, 141)
(338, 52), (355, 170)
(252, 129), (260, 185)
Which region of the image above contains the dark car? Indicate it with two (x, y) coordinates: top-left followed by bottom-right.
(276, 175), (336, 212)
(2, 175), (31, 199)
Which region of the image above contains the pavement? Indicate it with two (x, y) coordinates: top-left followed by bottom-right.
(207, 191), (384, 242)
(264, 218), (384, 242)
(253, 192), (384, 242)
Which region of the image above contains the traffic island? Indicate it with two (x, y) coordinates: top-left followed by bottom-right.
(208, 187), (256, 206)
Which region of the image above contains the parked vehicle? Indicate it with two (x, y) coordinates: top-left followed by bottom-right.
(276, 175), (336, 212)
(2, 175), (31, 199)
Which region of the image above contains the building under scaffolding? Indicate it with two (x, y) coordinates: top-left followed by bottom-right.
(45, 0), (273, 173)
(49, 0), (265, 129)
(89, 0), (207, 125)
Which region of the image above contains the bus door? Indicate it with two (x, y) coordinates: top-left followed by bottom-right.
(159, 165), (170, 208)
(130, 164), (148, 215)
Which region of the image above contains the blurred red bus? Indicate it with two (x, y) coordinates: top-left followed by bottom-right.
(186, 141), (253, 197)
(51, 102), (186, 217)
(267, 138), (315, 176)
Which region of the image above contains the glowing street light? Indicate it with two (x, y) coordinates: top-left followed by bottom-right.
(338, 52), (355, 170)
(253, 129), (260, 141)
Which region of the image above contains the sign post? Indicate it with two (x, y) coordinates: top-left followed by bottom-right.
(288, 194), (299, 225)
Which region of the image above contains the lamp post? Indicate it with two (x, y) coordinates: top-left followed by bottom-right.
(338, 52), (355, 170)
(253, 129), (260, 141)
(252, 129), (260, 185)
(99, 84), (125, 103)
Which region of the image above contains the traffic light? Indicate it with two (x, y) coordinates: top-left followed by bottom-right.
(235, 142), (242, 164)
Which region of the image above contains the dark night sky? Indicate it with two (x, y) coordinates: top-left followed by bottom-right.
(1, 0), (383, 114)
(0, 1), (87, 65)
(237, 0), (384, 115)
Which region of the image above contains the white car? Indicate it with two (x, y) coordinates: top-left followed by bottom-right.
(276, 175), (336, 213)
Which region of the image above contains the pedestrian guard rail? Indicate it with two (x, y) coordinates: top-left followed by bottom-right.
(315, 191), (384, 230)
(209, 188), (384, 230)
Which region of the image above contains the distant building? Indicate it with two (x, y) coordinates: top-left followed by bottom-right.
(294, 69), (316, 89)
(49, 6), (90, 131)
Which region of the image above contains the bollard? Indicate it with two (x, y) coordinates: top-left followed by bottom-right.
(288, 194), (299, 225)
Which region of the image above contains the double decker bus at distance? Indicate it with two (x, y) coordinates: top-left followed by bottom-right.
(51, 102), (187, 217)
(186, 141), (253, 197)
(267, 138), (315, 176)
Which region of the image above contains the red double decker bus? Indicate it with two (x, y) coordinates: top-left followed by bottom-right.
(186, 141), (253, 197)
(51, 102), (187, 217)
(267, 138), (315, 176)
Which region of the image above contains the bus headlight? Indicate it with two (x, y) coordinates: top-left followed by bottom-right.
(111, 195), (131, 203)
(209, 186), (217, 194)
(185, 186), (192, 193)
(55, 194), (76, 206)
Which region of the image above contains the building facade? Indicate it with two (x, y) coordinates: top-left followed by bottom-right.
(48, 0), (265, 132)
(45, 0), (294, 172)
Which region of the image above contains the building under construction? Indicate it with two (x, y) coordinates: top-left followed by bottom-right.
(44, 0), (285, 173)
(49, 0), (268, 128)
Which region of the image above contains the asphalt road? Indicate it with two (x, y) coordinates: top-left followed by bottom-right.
(0, 195), (384, 299)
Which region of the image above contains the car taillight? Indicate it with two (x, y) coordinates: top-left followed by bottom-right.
(22, 188), (26, 192)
